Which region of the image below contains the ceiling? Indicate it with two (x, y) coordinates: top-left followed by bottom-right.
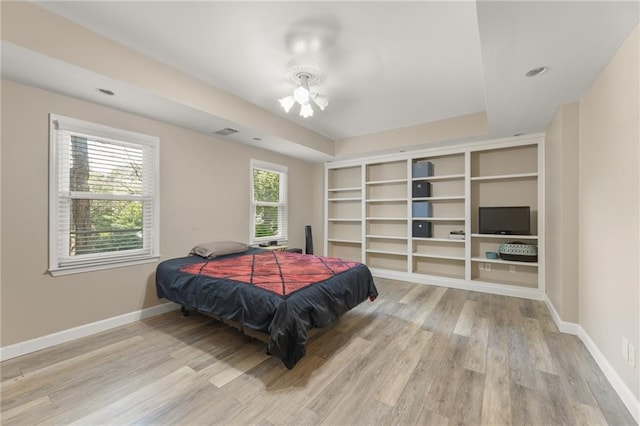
(2, 1), (639, 161)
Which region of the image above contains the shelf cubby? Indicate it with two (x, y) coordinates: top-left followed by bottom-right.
(411, 221), (465, 240)
(470, 179), (538, 235)
(366, 252), (408, 272)
(367, 236), (408, 254)
(327, 221), (361, 243)
(471, 144), (537, 178)
(366, 181), (407, 200)
(412, 198), (465, 219)
(367, 160), (407, 182)
(412, 153), (465, 177)
(471, 260), (538, 288)
(412, 257), (465, 279)
(327, 165), (362, 191)
(366, 219), (407, 239)
(413, 239), (466, 259)
(327, 241), (362, 262)
(471, 235), (538, 264)
(327, 199), (361, 220)
(367, 200), (407, 219)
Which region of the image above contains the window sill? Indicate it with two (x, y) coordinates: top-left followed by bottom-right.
(49, 256), (160, 276)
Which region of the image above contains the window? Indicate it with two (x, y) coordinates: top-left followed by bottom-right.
(49, 115), (159, 275)
(250, 159), (287, 244)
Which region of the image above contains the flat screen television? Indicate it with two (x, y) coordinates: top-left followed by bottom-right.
(479, 206), (531, 235)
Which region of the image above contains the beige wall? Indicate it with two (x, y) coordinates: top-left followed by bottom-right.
(544, 102), (579, 323)
(578, 24), (639, 399)
(0, 80), (323, 347)
(546, 25), (640, 399)
(334, 111), (488, 158)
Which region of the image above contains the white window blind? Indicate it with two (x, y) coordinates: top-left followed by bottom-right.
(250, 159), (287, 243)
(49, 115), (159, 275)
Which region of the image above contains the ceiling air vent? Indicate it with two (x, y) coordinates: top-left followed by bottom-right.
(213, 127), (239, 136)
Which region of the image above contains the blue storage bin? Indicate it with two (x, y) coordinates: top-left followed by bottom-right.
(412, 160), (433, 178)
(412, 201), (432, 217)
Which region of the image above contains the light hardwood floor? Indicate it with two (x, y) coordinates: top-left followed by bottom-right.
(1, 278), (636, 425)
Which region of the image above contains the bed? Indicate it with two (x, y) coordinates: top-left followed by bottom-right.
(155, 248), (378, 369)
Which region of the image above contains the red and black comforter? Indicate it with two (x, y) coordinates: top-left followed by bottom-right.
(155, 249), (378, 368)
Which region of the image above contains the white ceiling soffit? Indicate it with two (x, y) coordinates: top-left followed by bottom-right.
(5, 1), (640, 162)
(477, 0), (640, 137)
(0, 41), (333, 163)
(32, 1), (487, 140)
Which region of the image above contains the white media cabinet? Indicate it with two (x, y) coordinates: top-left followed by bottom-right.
(324, 134), (545, 300)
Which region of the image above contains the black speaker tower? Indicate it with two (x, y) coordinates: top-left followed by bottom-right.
(305, 225), (313, 255)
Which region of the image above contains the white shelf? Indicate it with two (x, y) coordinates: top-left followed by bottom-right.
(328, 197), (362, 202)
(411, 217), (465, 221)
(411, 174), (465, 181)
(327, 239), (362, 244)
(471, 257), (538, 267)
(366, 249), (407, 256)
(327, 218), (361, 222)
(413, 253), (465, 261)
(365, 178), (407, 185)
(412, 271), (465, 280)
(366, 198), (407, 203)
(471, 277), (535, 286)
(471, 233), (538, 240)
(470, 172), (537, 182)
(327, 187), (361, 192)
(366, 235), (408, 240)
(412, 237), (466, 243)
(412, 196), (465, 201)
(366, 217), (408, 221)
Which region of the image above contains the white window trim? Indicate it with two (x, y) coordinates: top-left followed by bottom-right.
(49, 114), (160, 276)
(250, 159), (288, 244)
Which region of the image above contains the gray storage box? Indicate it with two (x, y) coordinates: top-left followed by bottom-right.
(412, 181), (432, 198)
(412, 160), (433, 178)
(412, 221), (433, 238)
(412, 201), (432, 218)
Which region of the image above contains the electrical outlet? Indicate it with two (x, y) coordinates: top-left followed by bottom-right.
(629, 344), (636, 368)
(509, 265), (516, 273)
(623, 338), (629, 361)
(485, 263), (491, 272)
(478, 262), (483, 270)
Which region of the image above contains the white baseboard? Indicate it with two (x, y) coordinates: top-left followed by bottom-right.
(577, 326), (640, 423)
(544, 296), (639, 423)
(543, 296), (582, 335)
(370, 268), (546, 301)
(0, 302), (180, 361)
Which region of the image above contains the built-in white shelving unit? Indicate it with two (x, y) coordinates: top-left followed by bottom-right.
(324, 134), (545, 300)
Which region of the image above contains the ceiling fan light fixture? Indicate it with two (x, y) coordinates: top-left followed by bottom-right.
(300, 103), (314, 118)
(293, 85), (310, 104)
(279, 67), (328, 118)
(312, 93), (329, 111)
(279, 96), (295, 113)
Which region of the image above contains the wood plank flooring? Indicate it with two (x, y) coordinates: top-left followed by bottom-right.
(1, 278), (636, 425)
